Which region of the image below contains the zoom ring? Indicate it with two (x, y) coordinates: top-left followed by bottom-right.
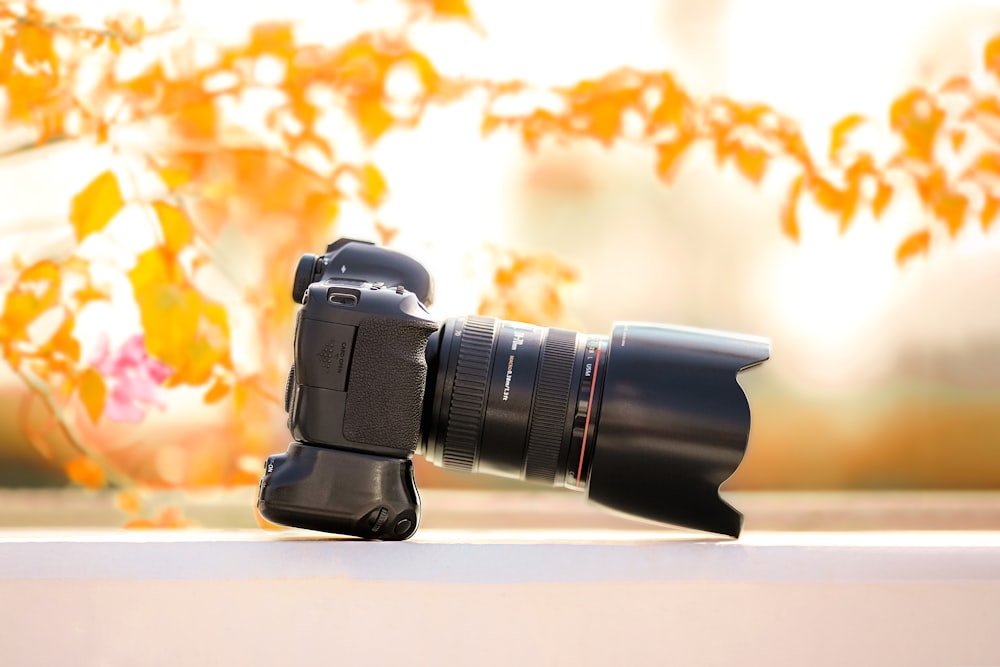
(524, 328), (578, 484)
(441, 316), (497, 471)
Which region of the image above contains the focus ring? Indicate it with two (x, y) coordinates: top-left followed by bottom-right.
(441, 316), (496, 471)
(524, 328), (578, 483)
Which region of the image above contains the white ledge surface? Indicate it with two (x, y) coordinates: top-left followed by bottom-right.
(2, 528), (1000, 583)
(2, 529), (1000, 666)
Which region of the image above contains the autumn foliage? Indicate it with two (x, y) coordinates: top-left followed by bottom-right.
(1, 0), (998, 506)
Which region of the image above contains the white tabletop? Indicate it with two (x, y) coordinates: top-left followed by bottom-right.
(2, 492), (1000, 666)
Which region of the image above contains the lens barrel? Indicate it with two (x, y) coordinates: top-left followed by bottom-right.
(423, 317), (769, 536)
(424, 316), (607, 488)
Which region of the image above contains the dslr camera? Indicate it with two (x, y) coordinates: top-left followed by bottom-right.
(258, 239), (769, 540)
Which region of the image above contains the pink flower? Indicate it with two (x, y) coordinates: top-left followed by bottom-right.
(91, 334), (172, 423)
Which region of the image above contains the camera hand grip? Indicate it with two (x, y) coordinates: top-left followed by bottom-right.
(258, 442), (420, 540)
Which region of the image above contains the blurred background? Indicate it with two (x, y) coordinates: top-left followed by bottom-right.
(1, 0), (999, 526)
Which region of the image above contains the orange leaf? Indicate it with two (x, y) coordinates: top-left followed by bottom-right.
(812, 177), (846, 214)
(940, 75), (971, 94)
(829, 114), (865, 161)
(115, 490), (142, 515)
(39, 313), (81, 362)
(73, 283), (111, 307)
(155, 506), (194, 528)
(152, 202), (194, 254)
(838, 184), (860, 234)
(889, 90), (943, 162)
(374, 220), (399, 245)
(411, 0), (474, 20)
(585, 99), (622, 146)
(873, 180), (893, 219)
(974, 152), (1000, 177)
(176, 100), (217, 139)
(302, 193), (340, 228)
(648, 74), (688, 130)
(984, 35), (1000, 77)
(781, 176), (803, 241)
(655, 134), (694, 183)
(203, 377), (231, 404)
(358, 164), (388, 208)
(734, 144), (768, 184)
(481, 114), (503, 137)
(18, 25), (57, 71)
(0, 260), (61, 344)
(65, 457), (105, 490)
(935, 191), (968, 237)
(982, 196), (1000, 231)
(896, 229), (931, 266)
(79, 368), (107, 423)
(69, 171), (124, 242)
(950, 129), (967, 153)
(0, 34), (14, 82)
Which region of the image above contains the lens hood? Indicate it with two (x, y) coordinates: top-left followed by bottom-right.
(586, 323), (770, 537)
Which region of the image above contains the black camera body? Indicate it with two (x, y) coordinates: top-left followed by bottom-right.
(263, 239), (436, 539)
(259, 238), (770, 540)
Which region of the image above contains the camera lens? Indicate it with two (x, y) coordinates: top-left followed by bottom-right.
(423, 316), (769, 536)
(423, 316), (607, 489)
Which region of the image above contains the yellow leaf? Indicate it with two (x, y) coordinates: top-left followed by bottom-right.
(355, 97), (394, 144)
(79, 368), (107, 423)
(248, 22), (295, 58)
(128, 248), (231, 386)
(358, 163), (388, 208)
(70, 171), (124, 242)
(129, 246), (172, 290)
(65, 457), (105, 490)
(896, 229), (931, 266)
(152, 202), (194, 253)
(159, 166), (192, 189)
